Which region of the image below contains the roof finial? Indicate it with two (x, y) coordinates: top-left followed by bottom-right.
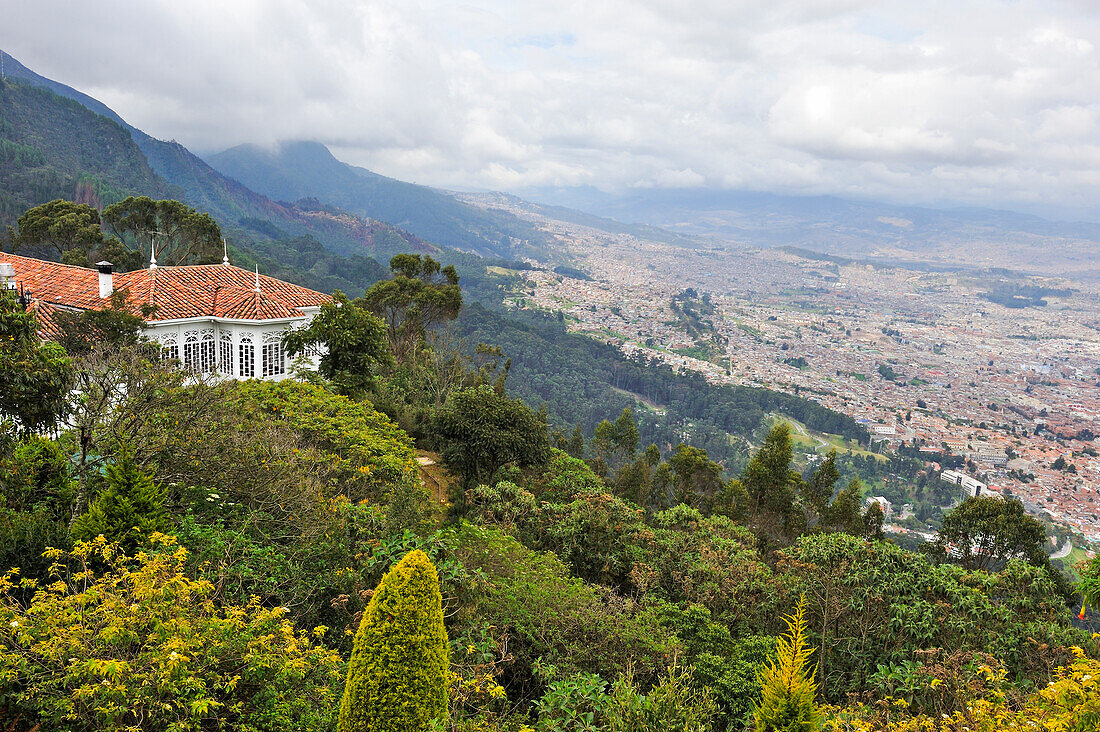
(222, 238), (230, 267)
(149, 231), (158, 270)
(254, 265), (261, 293)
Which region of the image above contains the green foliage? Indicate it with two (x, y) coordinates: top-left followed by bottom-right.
(742, 422), (804, 546)
(593, 408), (639, 473)
(0, 535), (343, 732)
(448, 523), (679, 705)
(54, 288), (151, 356)
(780, 533), (1093, 702)
(0, 288), (72, 435)
(655, 601), (775, 728)
(1077, 555), (1100, 617)
(753, 595), (824, 732)
(12, 198), (138, 267)
(363, 254), (462, 365)
(533, 664), (716, 732)
(660, 443), (727, 512)
(102, 195), (222, 267)
(604, 664), (717, 732)
(0, 435), (73, 516)
(145, 379), (419, 633)
(434, 384), (551, 492)
(338, 549), (450, 732)
(71, 447), (169, 553)
(283, 290), (393, 397)
(937, 495), (1047, 571)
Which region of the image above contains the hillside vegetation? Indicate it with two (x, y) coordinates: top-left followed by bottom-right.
(1, 252), (1097, 732)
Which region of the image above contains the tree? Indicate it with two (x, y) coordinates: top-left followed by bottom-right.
(752, 595), (823, 732)
(432, 384), (550, 494)
(742, 423), (804, 547)
(665, 443), (726, 511)
(71, 447), (169, 553)
(566, 424), (586, 459)
(338, 549), (449, 732)
(819, 479), (861, 535)
(0, 288), (72, 436)
(53, 288), (152, 356)
(937, 495), (1046, 572)
(593, 407), (640, 471)
(102, 196), (222, 267)
(362, 254), (462, 364)
(802, 451), (838, 524)
(12, 199), (139, 268)
(282, 290), (393, 398)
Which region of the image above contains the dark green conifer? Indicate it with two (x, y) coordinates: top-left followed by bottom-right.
(71, 448), (168, 553)
(338, 549), (449, 732)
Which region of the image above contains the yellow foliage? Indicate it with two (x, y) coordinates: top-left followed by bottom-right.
(824, 656), (1100, 732)
(0, 535), (343, 732)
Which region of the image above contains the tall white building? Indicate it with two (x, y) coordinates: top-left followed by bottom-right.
(0, 252), (330, 380)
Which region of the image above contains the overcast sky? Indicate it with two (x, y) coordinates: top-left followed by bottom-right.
(3, 0), (1100, 218)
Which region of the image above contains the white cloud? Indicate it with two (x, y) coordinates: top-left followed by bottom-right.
(3, 0), (1100, 217)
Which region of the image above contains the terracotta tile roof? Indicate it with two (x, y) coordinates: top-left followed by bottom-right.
(0, 253), (330, 330)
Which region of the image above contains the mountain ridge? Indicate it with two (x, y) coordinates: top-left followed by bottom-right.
(206, 140), (564, 261)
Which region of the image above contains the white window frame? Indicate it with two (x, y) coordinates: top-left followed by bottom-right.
(239, 333), (255, 378)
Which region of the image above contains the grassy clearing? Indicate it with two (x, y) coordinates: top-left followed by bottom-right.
(771, 414), (887, 461)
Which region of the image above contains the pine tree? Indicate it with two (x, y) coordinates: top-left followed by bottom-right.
(71, 448), (168, 553)
(338, 549), (449, 732)
(752, 595), (823, 732)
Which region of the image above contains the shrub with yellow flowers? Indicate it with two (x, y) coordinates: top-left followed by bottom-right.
(0, 535), (343, 732)
(822, 646), (1100, 732)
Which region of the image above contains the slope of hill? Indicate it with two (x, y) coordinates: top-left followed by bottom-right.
(206, 140), (562, 260)
(0, 53), (434, 264)
(0, 78), (167, 222)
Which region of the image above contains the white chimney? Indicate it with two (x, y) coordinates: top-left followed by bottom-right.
(0, 262), (14, 290)
(96, 261), (114, 298)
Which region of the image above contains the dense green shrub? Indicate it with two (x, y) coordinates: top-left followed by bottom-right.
(0, 435), (73, 517)
(779, 533), (1094, 702)
(533, 664), (716, 732)
(339, 549), (450, 732)
(448, 523), (679, 705)
(71, 448), (169, 553)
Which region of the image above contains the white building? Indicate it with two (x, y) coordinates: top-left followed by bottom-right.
(866, 495), (892, 518)
(940, 469), (987, 497)
(0, 252), (330, 380)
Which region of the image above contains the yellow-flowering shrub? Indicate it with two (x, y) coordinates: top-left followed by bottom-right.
(823, 648), (1100, 732)
(0, 535), (343, 732)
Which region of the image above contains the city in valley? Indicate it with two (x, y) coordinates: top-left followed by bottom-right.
(465, 194), (1100, 550)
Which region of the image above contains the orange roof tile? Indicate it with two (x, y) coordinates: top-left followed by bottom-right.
(0, 253), (330, 329)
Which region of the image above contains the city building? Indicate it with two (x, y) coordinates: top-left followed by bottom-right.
(941, 469), (987, 497)
(0, 252), (330, 381)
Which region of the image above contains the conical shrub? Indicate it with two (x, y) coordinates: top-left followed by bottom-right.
(338, 549), (450, 732)
(752, 595), (823, 732)
(71, 447), (168, 553)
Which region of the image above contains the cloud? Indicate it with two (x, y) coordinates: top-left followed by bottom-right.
(3, 0), (1100, 217)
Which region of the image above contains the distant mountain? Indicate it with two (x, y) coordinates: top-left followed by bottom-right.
(0, 52), (432, 265)
(206, 141), (562, 260)
(521, 187), (1100, 277)
(0, 78), (167, 221)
